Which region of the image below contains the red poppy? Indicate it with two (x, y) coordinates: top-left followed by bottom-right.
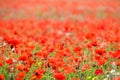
(0, 74), (4, 80)
(6, 58), (13, 65)
(97, 59), (106, 66)
(7, 38), (20, 46)
(17, 72), (26, 79)
(32, 68), (45, 79)
(85, 33), (95, 40)
(95, 49), (106, 56)
(0, 62), (3, 66)
(16, 65), (28, 72)
(54, 72), (65, 80)
(94, 69), (103, 75)
(74, 46), (82, 52)
(110, 50), (120, 59)
(18, 55), (28, 61)
(15, 77), (22, 80)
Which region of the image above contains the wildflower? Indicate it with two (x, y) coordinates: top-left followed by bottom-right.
(0, 62), (3, 66)
(32, 68), (45, 79)
(15, 77), (22, 80)
(6, 58), (13, 65)
(54, 72), (65, 80)
(85, 33), (95, 40)
(17, 72), (26, 79)
(18, 55), (28, 61)
(97, 59), (106, 66)
(74, 46), (82, 52)
(94, 69), (104, 75)
(110, 50), (120, 59)
(0, 74), (4, 80)
(16, 65), (28, 72)
(95, 49), (105, 56)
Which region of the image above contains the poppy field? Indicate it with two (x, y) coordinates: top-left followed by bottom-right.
(0, 0), (120, 80)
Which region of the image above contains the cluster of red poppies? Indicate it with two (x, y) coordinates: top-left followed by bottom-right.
(0, 0), (120, 80)
(0, 0), (119, 20)
(0, 18), (120, 80)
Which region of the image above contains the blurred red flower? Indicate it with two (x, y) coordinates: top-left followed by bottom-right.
(18, 55), (28, 61)
(0, 62), (3, 66)
(15, 77), (22, 80)
(110, 50), (120, 59)
(54, 72), (65, 80)
(95, 49), (106, 56)
(17, 72), (26, 79)
(32, 68), (45, 79)
(6, 58), (13, 65)
(94, 69), (103, 75)
(0, 74), (4, 80)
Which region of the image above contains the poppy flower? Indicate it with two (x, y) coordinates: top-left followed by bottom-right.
(18, 55), (28, 61)
(17, 72), (25, 79)
(97, 59), (107, 66)
(74, 46), (82, 52)
(7, 38), (20, 46)
(15, 77), (22, 80)
(54, 72), (65, 80)
(6, 58), (13, 65)
(85, 33), (95, 40)
(95, 49), (106, 56)
(0, 62), (3, 66)
(32, 68), (45, 79)
(0, 73), (4, 80)
(94, 69), (103, 75)
(16, 65), (28, 72)
(110, 50), (120, 59)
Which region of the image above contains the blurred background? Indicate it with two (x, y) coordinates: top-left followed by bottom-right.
(0, 0), (120, 21)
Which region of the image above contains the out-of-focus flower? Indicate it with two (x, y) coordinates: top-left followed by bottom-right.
(32, 68), (45, 79)
(54, 72), (65, 80)
(17, 72), (26, 79)
(15, 77), (22, 80)
(110, 50), (120, 59)
(0, 73), (4, 80)
(6, 58), (13, 65)
(18, 55), (28, 61)
(95, 49), (106, 56)
(16, 65), (28, 72)
(0, 62), (3, 66)
(94, 69), (104, 75)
